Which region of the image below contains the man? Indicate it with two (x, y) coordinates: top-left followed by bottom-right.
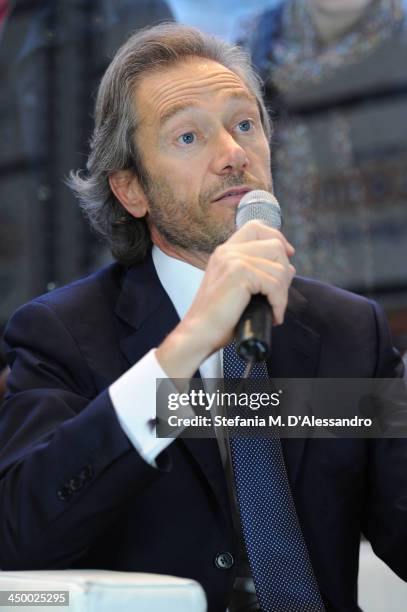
(0, 23), (406, 612)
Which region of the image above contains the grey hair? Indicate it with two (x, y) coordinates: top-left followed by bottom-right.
(68, 22), (272, 265)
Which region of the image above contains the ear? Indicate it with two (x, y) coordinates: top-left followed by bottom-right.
(109, 170), (149, 218)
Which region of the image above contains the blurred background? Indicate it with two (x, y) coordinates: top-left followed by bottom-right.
(0, 0), (406, 378)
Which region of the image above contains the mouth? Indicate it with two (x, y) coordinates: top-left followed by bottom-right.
(212, 186), (252, 204)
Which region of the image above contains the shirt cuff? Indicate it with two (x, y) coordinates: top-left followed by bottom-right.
(109, 348), (192, 465)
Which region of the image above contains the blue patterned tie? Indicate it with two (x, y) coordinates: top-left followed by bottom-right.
(224, 342), (325, 612)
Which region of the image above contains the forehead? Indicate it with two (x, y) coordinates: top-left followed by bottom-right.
(134, 57), (256, 126)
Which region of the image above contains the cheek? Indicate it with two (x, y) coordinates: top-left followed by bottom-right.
(250, 140), (271, 171)
(259, 133), (271, 159)
(247, 130), (270, 155)
(162, 155), (207, 196)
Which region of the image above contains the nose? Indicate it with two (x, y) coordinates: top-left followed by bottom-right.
(211, 129), (249, 175)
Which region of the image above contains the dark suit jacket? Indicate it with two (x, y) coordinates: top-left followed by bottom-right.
(0, 255), (406, 612)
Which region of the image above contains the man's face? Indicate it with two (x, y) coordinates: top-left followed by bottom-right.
(133, 57), (272, 255)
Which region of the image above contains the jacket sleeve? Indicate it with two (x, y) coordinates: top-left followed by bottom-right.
(0, 300), (170, 570)
(363, 299), (407, 580)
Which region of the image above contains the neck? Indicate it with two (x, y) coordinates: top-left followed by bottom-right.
(307, 0), (374, 44)
(151, 233), (209, 270)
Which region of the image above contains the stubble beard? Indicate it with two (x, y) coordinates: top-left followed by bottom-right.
(142, 169), (270, 255)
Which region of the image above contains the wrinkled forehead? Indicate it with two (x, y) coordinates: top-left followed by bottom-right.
(134, 57), (257, 127)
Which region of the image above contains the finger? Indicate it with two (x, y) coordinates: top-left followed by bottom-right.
(228, 220), (295, 255)
(227, 238), (292, 266)
(239, 261), (289, 325)
(234, 255), (293, 291)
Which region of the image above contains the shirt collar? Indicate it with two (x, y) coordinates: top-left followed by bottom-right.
(152, 245), (205, 320)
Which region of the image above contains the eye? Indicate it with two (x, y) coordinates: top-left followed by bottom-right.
(177, 132), (196, 145)
(237, 119), (253, 133)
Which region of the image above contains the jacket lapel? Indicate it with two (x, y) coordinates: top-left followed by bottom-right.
(270, 282), (321, 487)
(115, 257), (179, 364)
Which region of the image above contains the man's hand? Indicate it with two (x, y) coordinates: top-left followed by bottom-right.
(156, 221), (295, 379)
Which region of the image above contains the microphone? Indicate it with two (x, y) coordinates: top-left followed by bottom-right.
(234, 190), (282, 362)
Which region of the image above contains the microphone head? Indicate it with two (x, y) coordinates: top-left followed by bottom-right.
(236, 189), (282, 230)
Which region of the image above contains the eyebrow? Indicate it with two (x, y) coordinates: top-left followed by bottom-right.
(158, 91), (258, 127)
